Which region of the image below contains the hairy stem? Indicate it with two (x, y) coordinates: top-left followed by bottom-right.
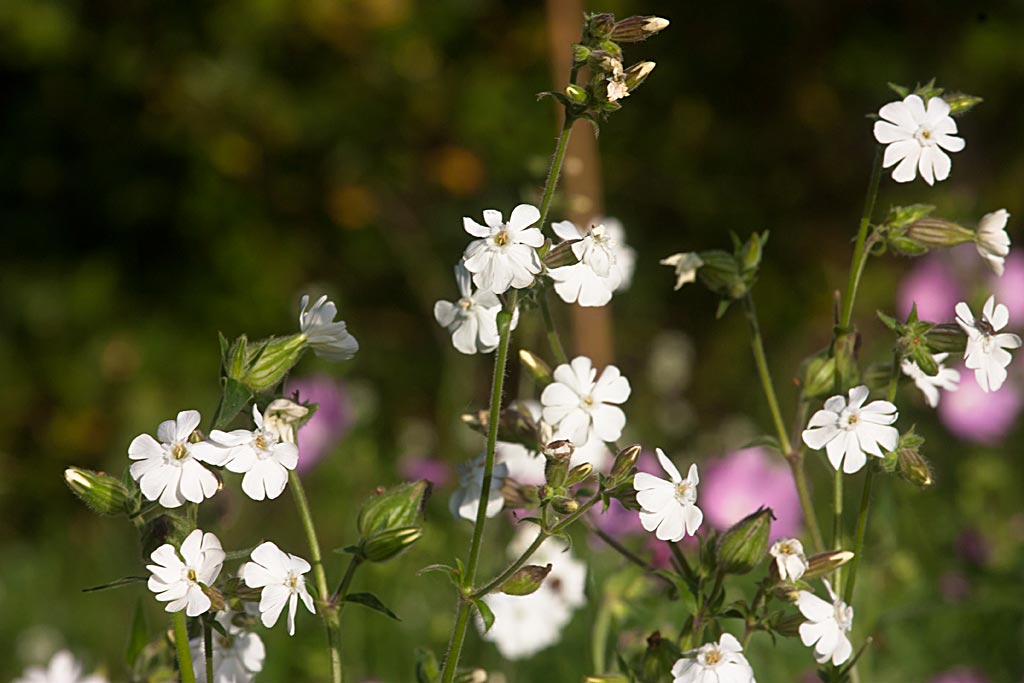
(172, 611), (197, 683)
(204, 620), (214, 683)
(331, 555), (363, 607)
(537, 115), (575, 234)
(832, 469), (844, 586)
(839, 147), (884, 329)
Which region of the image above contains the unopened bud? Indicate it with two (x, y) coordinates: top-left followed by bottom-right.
(566, 462), (593, 486)
(944, 92), (983, 117)
(519, 350), (553, 386)
(501, 479), (540, 509)
(357, 480), (430, 538)
(65, 467), (130, 517)
(772, 582), (801, 603)
(202, 584), (226, 612)
(925, 324), (967, 354)
(610, 444), (641, 483)
(802, 354), (837, 399)
(454, 669), (487, 683)
(624, 61), (656, 92)
(500, 564), (552, 596)
(894, 435), (933, 488)
(803, 550), (855, 580)
(587, 12), (616, 39)
(738, 231), (767, 273)
(542, 239), (581, 268)
(572, 44), (591, 63)
(716, 507), (773, 575)
(695, 250), (744, 299)
(551, 497), (579, 515)
(227, 334), (306, 393)
(773, 612), (807, 637)
(906, 217), (974, 249)
(611, 15), (670, 42)
(639, 631), (681, 683)
(361, 526), (424, 562)
(565, 83), (588, 105)
(544, 440), (574, 487)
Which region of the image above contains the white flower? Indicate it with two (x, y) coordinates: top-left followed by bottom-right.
(873, 94), (965, 185)
(240, 542), (316, 636)
(634, 449), (703, 542)
(548, 222), (623, 307)
(901, 353), (961, 408)
(797, 579), (854, 666)
(955, 295), (1022, 393)
(601, 217), (636, 291)
(298, 294), (359, 361)
(462, 204), (544, 293)
(190, 612), (266, 683)
(14, 651), (107, 683)
(801, 386), (898, 474)
(769, 538), (808, 582)
(540, 356), (631, 446)
(205, 405), (299, 501)
(672, 634), (755, 683)
(129, 410), (219, 508)
(660, 252), (704, 290)
(975, 209), (1011, 276)
(434, 264), (519, 354)
(147, 529), (225, 617)
(261, 397), (310, 446)
(449, 451), (508, 521)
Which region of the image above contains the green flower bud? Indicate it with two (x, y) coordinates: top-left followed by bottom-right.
(565, 84), (588, 105)
(801, 354), (837, 399)
(357, 480), (430, 538)
(499, 564), (552, 596)
(925, 324), (967, 354)
(716, 507), (773, 575)
(943, 92), (983, 117)
(906, 217), (975, 249)
(773, 612), (807, 637)
(501, 479), (540, 509)
(64, 467), (130, 517)
(361, 526), (424, 562)
(611, 15), (670, 42)
(566, 462), (593, 486)
(609, 444), (641, 483)
(543, 440), (574, 488)
(542, 239), (581, 268)
(202, 584), (226, 612)
(226, 334), (307, 393)
(572, 44), (591, 63)
(696, 250), (745, 299)
(587, 13), (616, 39)
(551, 497), (579, 515)
(803, 549), (855, 580)
(888, 429), (932, 488)
(623, 61), (656, 92)
(519, 350), (553, 386)
(738, 231), (767, 273)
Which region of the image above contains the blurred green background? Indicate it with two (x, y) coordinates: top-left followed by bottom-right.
(3, 0), (1024, 681)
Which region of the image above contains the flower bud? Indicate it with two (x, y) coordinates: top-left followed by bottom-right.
(542, 239), (581, 268)
(64, 467), (130, 517)
(801, 354), (837, 399)
(519, 350), (553, 386)
(587, 12), (616, 39)
(889, 430), (932, 488)
(772, 582), (801, 603)
(566, 462), (593, 486)
(551, 497), (579, 515)
(361, 526), (424, 562)
(572, 44), (591, 63)
(611, 15), (670, 42)
(499, 564), (552, 596)
(226, 334), (306, 393)
(357, 480), (430, 538)
(943, 92), (983, 117)
(262, 397), (311, 445)
(202, 584), (227, 612)
(925, 324), (968, 354)
(543, 440), (574, 488)
(803, 549), (855, 580)
(454, 670), (488, 683)
(501, 479), (540, 509)
(461, 404), (541, 448)
(906, 217), (974, 249)
(609, 444), (641, 483)
(716, 507), (773, 575)
(565, 84), (589, 105)
(587, 50), (622, 75)
(773, 612), (807, 637)
(695, 250), (744, 299)
(624, 61), (656, 92)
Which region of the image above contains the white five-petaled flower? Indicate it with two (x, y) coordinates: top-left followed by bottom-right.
(205, 405), (299, 501)
(547, 221), (623, 307)
(671, 633), (755, 683)
(14, 651), (107, 683)
(661, 252), (704, 290)
(602, 217), (636, 291)
(769, 538), (808, 582)
(797, 579), (854, 666)
(540, 356), (631, 447)
(434, 263), (519, 354)
(801, 386), (899, 474)
(901, 353), (961, 408)
(147, 529), (225, 617)
(974, 209), (1011, 276)
(189, 612), (266, 683)
(240, 541), (316, 636)
(873, 94), (965, 185)
(449, 451), (508, 522)
(129, 410), (219, 508)
(634, 449), (703, 542)
(462, 204), (544, 294)
(955, 296), (1022, 393)
(298, 294), (359, 361)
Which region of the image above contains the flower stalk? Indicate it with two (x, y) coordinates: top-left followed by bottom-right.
(172, 611), (197, 683)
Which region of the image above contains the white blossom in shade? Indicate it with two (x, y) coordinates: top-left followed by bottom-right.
(449, 451), (508, 521)
(147, 529), (225, 617)
(189, 612), (266, 683)
(801, 386), (899, 474)
(601, 217), (636, 291)
(975, 209), (1011, 276)
(540, 356), (631, 446)
(873, 94), (965, 185)
(462, 204), (544, 294)
(298, 294), (359, 361)
(671, 633), (755, 683)
(240, 542), (316, 636)
(129, 410), (219, 508)
(901, 353), (961, 408)
(797, 579), (854, 666)
(660, 252), (704, 290)
(205, 405), (299, 501)
(956, 296), (1022, 393)
(548, 221), (623, 307)
(14, 651), (107, 683)
(769, 538), (808, 582)
(434, 263), (519, 354)
(634, 449), (703, 542)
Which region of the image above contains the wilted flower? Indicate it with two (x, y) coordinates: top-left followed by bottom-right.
(634, 449), (703, 542)
(938, 364), (1022, 443)
(901, 353), (961, 408)
(283, 376), (354, 471)
(449, 452), (508, 522)
(205, 405), (299, 501)
(701, 447), (802, 540)
(434, 263), (518, 354)
(975, 209), (1011, 276)
(801, 385), (899, 474)
(797, 579), (853, 666)
(462, 204), (544, 293)
(240, 542), (315, 636)
(769, 538), (808, 581)
(671, 633), (755, 683)
(873, 94), (965, 185)
(14, 651), (107, 683)
(189, 612), (266, 683)
(298, 294), (359, 361)
(661, 252), (704, 290)
(147, 529), (225, 617)
(956, 296), (1021, 392)
(541, 356), (631, 447)
(129, 410), (219, 509)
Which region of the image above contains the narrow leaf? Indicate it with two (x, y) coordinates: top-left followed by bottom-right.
(344, 592), (400, 620)
(216, 378), (253, 429)
(472, 598), (495, 633)
(125, 599), (148, 667)
(83, 576), (147, 593)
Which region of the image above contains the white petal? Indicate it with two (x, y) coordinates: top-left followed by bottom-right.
(655, 448), (682, 482)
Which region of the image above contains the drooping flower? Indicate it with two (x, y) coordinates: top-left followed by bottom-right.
(189, 612), (266, 683)
(206, 405), (299, 501)
(298, 294), (359, 361)
(769, 538), (808, 582)
(901, 353), (961, 408)
(801, 386), (899, 474)
(701, 447), (802, 540)
(147, 529), (225, 617)
(956, 296), (1022, 392)
(14, 651), (107, 683)
(938, 362), (1022, 443)
(434, 263), (518, 354)
(873, 94), (965, 185)
(281, 376), (354, 471)
(240, 542), (315, 636)
(449, 452), (508, 522)
(129, 410), (220, 508)
(661, 252), (704, 290)
(671, 633), (756, 683)
(462, 204), (544, 293)
(540, 356), (631, 446)
(634, 449), (703, 542)
(797, 579), (854, 666)
(974, 209), (1011, 276)
(547, 222), (623, 307)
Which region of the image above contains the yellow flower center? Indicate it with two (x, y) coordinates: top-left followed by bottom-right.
(494, 229), (510, 246)
(187, 568), (197, 582)
(172, 443), (189, 460)
(704, 648), (722, 665)
(255, 434), (269, 451)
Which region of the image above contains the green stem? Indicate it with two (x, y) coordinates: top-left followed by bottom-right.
(331, 555), (363, 607)
(536, 116), (575, 233)
(289, 471), (343, 683)
(789, 451), (826, 552)
(172, 612), (197, 683)
(540, 291), (570, 365)
(839, 146), (883, 329)
(204, 620), (214, 683)
(591, 595), (613, 674)
(832, 469), (844, 586)
(588, 522), (668, 581)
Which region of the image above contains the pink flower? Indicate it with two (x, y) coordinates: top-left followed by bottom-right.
(992, 251), (1024, 326)
(398, 457), (452, 487)
(283, 376), (353, 472)
(590, 497), (644, 537)
(700, 447), (802, 540)
(930, 667), (989, 683)
(937, 365), (1022, 443)
(897, 256), (963, 322)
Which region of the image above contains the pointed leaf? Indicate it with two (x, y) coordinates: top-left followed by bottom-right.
(344, 592), (400, 620)
(125, 599), (148, 667)
(472, 598), (495, 633)
(83, 576), (148, 593)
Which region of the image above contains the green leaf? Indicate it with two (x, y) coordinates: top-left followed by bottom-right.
(472, 598), (495, 633)
(125, 599), (148, 667)
(334, 545), (363, 556)
(415, 648), (440, 683)
(215, 377), (253, 430)
(715, 299), (732, 319)
(218, 331), (229, 370)
(224, 546), (258, 562)
(344, 592), (400, 620)
(83, 576), (148, 593)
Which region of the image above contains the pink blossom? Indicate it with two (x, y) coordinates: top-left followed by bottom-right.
(398, 457), (452, 487)
(283, 376), (353, 472)
(992, 251), (1024, 326)
(700, 447), (802, 540)
(938, 365), (1022, 444)
(897, 256), (963, 322)
(930, 667), (989, 683)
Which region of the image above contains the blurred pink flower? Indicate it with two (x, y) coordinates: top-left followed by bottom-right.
(937, 365), (1022, 444)
(700, 447), (802, 540)
(938, 571), (971, 603)
(590, 497), (644, 537)
(398, 456), (452, 487)
(897, 256), (963, 322)
(992, 251), (1024, 326)
(284, 376), (353, 472)
(930, 667), (989, 683)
